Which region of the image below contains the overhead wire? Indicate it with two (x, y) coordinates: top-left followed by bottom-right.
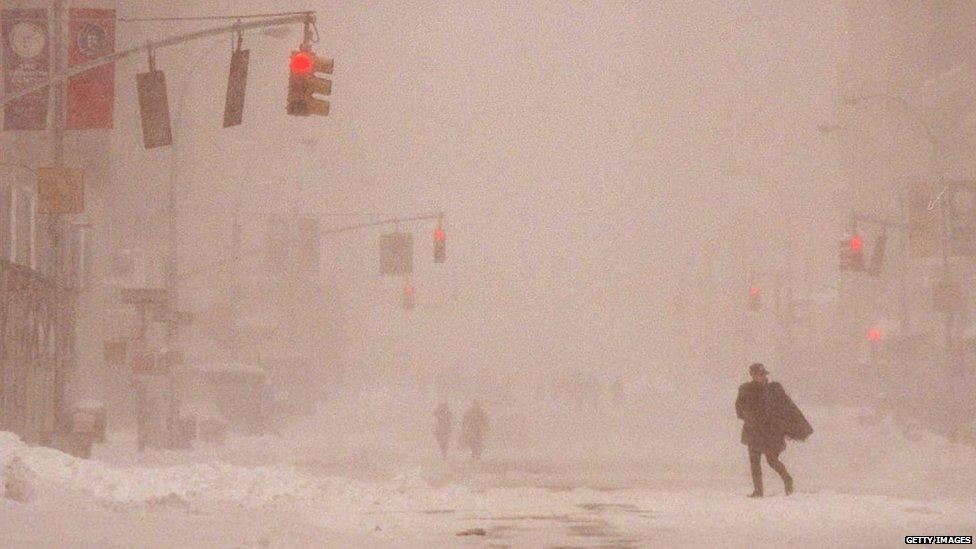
(8, 11), (314, 23)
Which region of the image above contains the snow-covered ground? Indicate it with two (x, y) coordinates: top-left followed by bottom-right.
(2, 402), (974, 548)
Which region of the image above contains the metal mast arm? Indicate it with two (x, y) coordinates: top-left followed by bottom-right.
(0, 13), (313, 108)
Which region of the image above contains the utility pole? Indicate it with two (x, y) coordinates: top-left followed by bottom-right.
(939, 177), (954, 370)
(50, 0), (68, 433)
(840, 94), (955, 371)
(230, 192), (242, 361)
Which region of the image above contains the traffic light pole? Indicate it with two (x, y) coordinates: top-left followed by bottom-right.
(320, 213), (445, 237)
(50, 0), (69, 435)
(843, 94), (954, 374)
(0, 13), (315, 109)
(850, 212), (911, 337)
(174, 212), (447, 283)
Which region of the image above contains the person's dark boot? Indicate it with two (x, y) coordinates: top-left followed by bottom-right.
(747, 490), (763, 498)
(784, 476), (794, 496)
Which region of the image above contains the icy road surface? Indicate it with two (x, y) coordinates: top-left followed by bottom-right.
(2, 404), (975, 547)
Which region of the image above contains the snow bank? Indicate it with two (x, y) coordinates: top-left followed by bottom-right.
(0, 431), (474, 515)
(0, 431), (320, 508)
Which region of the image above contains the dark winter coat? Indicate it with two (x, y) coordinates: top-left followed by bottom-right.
(735, 381), (812, 451)
(460, 405), (488, 449)
(434, 404), (452, 441)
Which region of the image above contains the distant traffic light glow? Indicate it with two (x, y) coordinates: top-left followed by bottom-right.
(850, 235), (864, 252)
(749, 286), (761, 297)
(434, 228), (445, 242)
(867, 327), (883, 342)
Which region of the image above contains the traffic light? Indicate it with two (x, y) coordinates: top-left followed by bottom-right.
(287, 50), (333, 116)
(840, 233), (865, 272)
(403, 283), (416, 310)
(748, 285), (762, 311)
(433, 226), (446, 263)
(867, 327), (883, 361)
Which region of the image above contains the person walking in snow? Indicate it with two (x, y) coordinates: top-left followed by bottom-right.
(735, 363), (812, 497)
(459, 400), (489, 460)
(433, 402), (453, 459)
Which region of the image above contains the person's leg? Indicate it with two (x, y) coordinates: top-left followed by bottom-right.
(765, 450), (793, 494)
(748, 447), (763, 496)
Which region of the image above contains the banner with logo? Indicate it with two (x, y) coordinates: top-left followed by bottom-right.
(67, 8), (115, 129)
(2, 8), (50, 130)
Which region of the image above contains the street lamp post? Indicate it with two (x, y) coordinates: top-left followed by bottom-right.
(163, 30), (293, 447)
(157, 45), (215, 449)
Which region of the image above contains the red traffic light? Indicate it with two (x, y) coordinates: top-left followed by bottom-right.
(749, 286), (761, 298)
(290, 52), (314, 74)
(867, 327), (883, 342)
(434, 228), (445, 243)
(849, 234), (864, 252)
(404, 284), (415, 296)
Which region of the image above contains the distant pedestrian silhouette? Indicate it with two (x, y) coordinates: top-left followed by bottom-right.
(433, 403), (452, 459)
(459, 400), (489, 460)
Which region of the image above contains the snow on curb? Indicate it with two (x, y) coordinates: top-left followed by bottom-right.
(0, 431), (479, 514)
(0, 431), (323, 508)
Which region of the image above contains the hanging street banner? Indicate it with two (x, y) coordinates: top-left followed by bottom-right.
(2, 8), (50, 130)
(380, 232), (413, 275)
(67, 8), (116, 129)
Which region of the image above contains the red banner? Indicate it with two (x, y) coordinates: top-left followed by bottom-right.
(2, 8), (50, 130)
(67, 8), (115, 129)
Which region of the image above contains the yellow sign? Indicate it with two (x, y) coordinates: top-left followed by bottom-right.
(37, 167), (85, 214)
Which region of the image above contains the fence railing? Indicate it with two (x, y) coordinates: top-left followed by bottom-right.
(0, 259), (74, 442)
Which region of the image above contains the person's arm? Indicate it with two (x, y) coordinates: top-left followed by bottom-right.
(735, 386), (746, 420)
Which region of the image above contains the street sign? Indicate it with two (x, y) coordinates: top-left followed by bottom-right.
(150, 308), (194, 325)
(130, 347), (156, 375)
(380, 233), (413, 275)
(159, 349), (184, 368)
(223, 48), (249, 128)
(121, 288), (168, 306)
(868, 230), (887, 276)
(37, 167), (84, 214)
(948, 181), (976, 256)
(103, 339), (126, 365)
(265, 215), (291, 273)
(295, 217), (321, 272)
(908, 181), (942, 258)
(934, 278), (963, 312)
(136, 69), (173, 148)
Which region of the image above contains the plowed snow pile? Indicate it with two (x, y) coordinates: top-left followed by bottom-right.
(0, 432), (326, 508)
